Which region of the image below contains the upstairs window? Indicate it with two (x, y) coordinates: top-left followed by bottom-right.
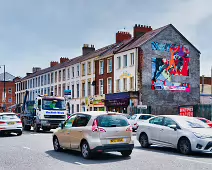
(123, 55), (127, 67)
(117, 56), (121, 69)
(107, 58), (112, 73)
(99, 60), (104, 75)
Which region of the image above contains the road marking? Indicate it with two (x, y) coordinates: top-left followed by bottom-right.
(74, 162), (88, 166)
(23, 146), (31, 150)
(177, 157), (212, 165)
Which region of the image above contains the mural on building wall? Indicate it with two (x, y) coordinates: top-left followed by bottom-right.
(151, 42), (190, 92)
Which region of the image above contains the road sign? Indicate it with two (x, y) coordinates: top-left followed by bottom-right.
(137, 105), (147, 109)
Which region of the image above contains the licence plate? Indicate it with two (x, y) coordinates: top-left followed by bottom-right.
(110, 138), (124, 144)
(8, 122), (15, 125)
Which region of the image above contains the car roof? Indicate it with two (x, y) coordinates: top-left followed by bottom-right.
(73, 111), (123, 117)
(134, 114), (154, 116)
(0, 112), (16, 116)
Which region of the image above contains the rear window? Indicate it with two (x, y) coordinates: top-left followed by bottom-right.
(139, 115), (153, 120)
(129, 115), (137, 120)
(0, 114), (18, 120)
(97, 115), (129, 127)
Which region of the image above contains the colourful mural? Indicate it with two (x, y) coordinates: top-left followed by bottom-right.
(151, 57), (190, 92)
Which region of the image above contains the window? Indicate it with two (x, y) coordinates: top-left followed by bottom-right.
(77, 65), (80, 76)
(72, 67), (74, 78)
(54, 85), (57, 96)
(139, 115), (154, 120)
(59, 70), (61, 82)
(149, 117), (164, 125)
(87, 61), (91, 75)
(44, 75), (47, 85)
(51, 73), (54, 83)
(130, 53), (134, 65)
(48, 73), (50, 84)
(123, 55), (127, 67)
(33, 78), (35, 87)
(99, 79), (104, 95)
(117, 56), (121, 69)
(164, 117), (178, 127)
(107, 58), (112, 73)
(82, 82), (85, 97)
(82, 63), (85, 76)
(130, 77), (134, 89)
(97, 115), (129, 127)
(72, 105), (74, 114)
(99, 61), (104, 75)
(67, 68), (70, 79)
(8, 88), (12, 94)
(123, 78), (127, 91)
(72, 85), (74, 98)
(42, 99), (66, 110)
(88, 82), (91, 96)
(41, 76), (43, 86)
(64, 114), (77, 128)
(55, 72), (57, 83)
(107, 78), (112, 93)
(38, 77), (40, 86)
(77, 104), (80, 112)
(72, 114), (91, 127)
(35, 78), (37, 87)
(77, 84), (80, 98)
(63, 69), (66, 81)
(116, 79), (120, 91)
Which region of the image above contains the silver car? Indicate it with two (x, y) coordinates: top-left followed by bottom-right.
(0, 112), (23, 136)
(136, 115), (212, 155)
(53, 111), (134, 159)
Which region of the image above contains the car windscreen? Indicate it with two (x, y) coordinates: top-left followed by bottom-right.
(97, 115), (129, 127)
(178, 117), (209, 128)
(0, 114), (18, 120)
(42, 99), (66, 110)
(129, 115), (137, 120)
(140, 115), (154, 120)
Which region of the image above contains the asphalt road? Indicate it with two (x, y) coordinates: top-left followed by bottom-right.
(0, 131), (212, 170)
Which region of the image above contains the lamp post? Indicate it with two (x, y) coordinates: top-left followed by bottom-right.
(0, 65), (6, 112)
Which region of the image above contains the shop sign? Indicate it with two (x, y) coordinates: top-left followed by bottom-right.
(179, 106), (193, 117)
(105, 99), (129, 107)
(89, 95), (105, 107)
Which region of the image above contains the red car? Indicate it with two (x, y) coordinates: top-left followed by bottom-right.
(197, 117), (212, 127)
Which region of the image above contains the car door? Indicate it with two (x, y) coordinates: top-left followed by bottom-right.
(159, 117), (179, 147)
(70, 114), (91, 149)
(58, 114), (77, 148)
(148, 117), (164, 143)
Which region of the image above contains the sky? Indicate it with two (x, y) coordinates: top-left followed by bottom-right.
(0, 0), (211, 77)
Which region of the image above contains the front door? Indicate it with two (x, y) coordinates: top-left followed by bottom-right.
(70, 114), (91, 149)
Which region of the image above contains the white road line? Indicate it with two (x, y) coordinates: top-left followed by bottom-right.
(177, 157), (212, 165)
(23, 147), (31, 150)
(74, 162), (88, 166)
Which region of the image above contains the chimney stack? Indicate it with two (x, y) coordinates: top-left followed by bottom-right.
(32, 67), (41, 73)
(133, 24), (153, 38)
(60, 57), (69, 63)
(50, 61), (59, 67)
(116, 31), (132, 43)
(82, 44), (95, 55)
(26, 73), (32, 76)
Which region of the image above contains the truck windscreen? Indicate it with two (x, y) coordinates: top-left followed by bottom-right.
(42, 99), (66, 110)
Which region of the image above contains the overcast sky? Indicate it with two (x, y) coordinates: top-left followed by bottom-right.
(0, 0), (211, 77)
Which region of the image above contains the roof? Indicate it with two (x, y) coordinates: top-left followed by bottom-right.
(117, 24), (200, 54)
(0, 72), (16, 81)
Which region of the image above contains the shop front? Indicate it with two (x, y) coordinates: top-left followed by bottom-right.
(85, 94), (106, 111)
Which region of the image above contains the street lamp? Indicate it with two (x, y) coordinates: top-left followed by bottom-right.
(0, 65), (6, 112)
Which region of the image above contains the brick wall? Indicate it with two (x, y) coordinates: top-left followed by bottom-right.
(200, 76), (211, 85)
(95, 56), (114, 95)
(0, 81), (16, 111)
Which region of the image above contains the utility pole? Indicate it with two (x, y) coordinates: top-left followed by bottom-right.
(0, 65), (6, 112)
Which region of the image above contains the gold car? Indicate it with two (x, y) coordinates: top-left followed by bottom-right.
(53, 111), (134, 159)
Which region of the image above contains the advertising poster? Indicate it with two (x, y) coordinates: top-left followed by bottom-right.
(179, 106), (194, 117)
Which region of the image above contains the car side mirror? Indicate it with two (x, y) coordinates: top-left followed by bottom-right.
(169, 124), (177, 130)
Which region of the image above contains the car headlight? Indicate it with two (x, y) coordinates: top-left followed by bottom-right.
(193, 132), (209, 139)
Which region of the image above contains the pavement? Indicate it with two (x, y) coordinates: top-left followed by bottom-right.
(0, 131), (212, 170)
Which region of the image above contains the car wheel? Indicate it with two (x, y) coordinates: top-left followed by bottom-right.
(53, 136), (62, 152)
(81, 141), (92, 159)
(139, 133), (150, 148)
(178, 138), (191, 155)
(17, 131), (22, 136)
(121, 150), (132, 157)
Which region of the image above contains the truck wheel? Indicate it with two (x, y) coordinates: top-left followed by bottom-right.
(33, 123), (40, 132)
(43, 128), (51, 132)
(17, 131), (22, 136)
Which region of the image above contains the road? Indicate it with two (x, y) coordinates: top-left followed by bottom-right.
(0, 131), (212, 170)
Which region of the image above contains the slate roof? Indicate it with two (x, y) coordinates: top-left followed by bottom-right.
(0, 72), (16, 81)
(17, 24), (200, 82)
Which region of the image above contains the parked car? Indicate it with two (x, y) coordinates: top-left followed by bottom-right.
(136, 115), (212, 155)
(196, 117), (212, 127)
(53, 111), (134, 159)
(0, 112), (23, 136)
(128, 114), (155, 131)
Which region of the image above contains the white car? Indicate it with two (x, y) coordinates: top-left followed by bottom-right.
(0, 112), (23, 136)
(128, 114), (154, 131)
(136, 115), (212, 155)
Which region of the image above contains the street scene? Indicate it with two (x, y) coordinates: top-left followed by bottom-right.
(0, 0), (212, 170)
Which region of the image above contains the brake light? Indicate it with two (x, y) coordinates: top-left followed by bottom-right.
(126, 126), (132, 132)
(92, 119), (106, 132)
(0, 121), (6, 125)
